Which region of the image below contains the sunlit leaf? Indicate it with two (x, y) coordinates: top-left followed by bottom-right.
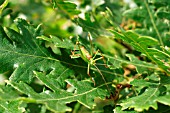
(0, 100), (24, 113)
(0, 19), (75, 83)
(1, 0), (170, 112)
(7, 77), (109, 112)
(114, 106), (138, 113)
(121, 88), (159, 112)
(0, 0), (8, 15)
(156, 92), (170, 106)
(104, 53), (157, 74)
(52, 0), (81, 19)
(110, 30), (170, 74)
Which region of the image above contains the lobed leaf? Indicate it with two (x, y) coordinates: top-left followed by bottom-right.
(0, 0), (8, 15)
(110, 30), (170, 74)
(123, 0), (170, 47)
(0, 100), (24, 113)
(156, 92), (170, 106)
(123, 7), (148, 22)
(114, 106), (138, 113)
(7, 76), (109, 112)
(0, 85), (19, 100)
(157, 11), (170, 20)
(0, 19), (115, 112)
(120, 72), (170, 112)
(120, 88), (160, 112)
(37, 35), (74, 49)
(37, 35), (74, 55)
(156, 76), (170, 106)
(0, 18), (76, 84)
(104, 53), (157, 74)
(1, 0), (170, 112)
(74, 13), (112, 37)
(52, 0), (81, 19)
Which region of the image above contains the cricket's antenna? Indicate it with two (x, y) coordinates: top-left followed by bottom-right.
(87, 32), (94, 56)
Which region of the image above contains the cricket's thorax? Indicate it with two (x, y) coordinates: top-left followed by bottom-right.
(80, 46), (92, 60)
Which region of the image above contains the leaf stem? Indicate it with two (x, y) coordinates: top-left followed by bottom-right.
(144, 0), (165, 50)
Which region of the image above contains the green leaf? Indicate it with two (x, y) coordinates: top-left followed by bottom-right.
(52, 0), (81, 19)
(156, 92), (170, 106)
(0, 0), (8, 15)
(129, 73), (160, 92)
(34, 70), (73, 91)
(114, 106), (138, 113)
(120, 88), (160, 112)
(126, 54), (157, 74)
(123, 0), (169, 47)
(74, 13), (112, 37)
(104, 54), (157, 74)
(0, 18), (75, 83)
(123, 7), (148, 22)
(156, 76), (170, 106)
(37, 35), (74, 55)
(130, 79), (157, 88)
(157, 11), (170, 20)
(38, 35), (74, 49)
(7, 76), (109, 112)
(110, 30), (170, 74)
(0, 83), (23, 113)
(149, 0), (170, 6)
(91, 0), (105, 9)
(160, 74), (170, 85)
(0, 19), (113, 112)
(1, 1), (170, 112)
(0, 85), (19, 100)
(120, 73), (170, 112)
(0, 100), (24, 113)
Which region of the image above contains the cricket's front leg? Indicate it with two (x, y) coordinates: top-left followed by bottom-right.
(70, 53), (81, 59)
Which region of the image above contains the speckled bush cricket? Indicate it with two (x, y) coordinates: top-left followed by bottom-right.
(70, 33), (111, 94)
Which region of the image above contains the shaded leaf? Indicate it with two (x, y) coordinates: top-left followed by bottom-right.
(149, 0), (170, 7)
(156, 76), (170, 106)
(160, 74), (170, 85)
(157, 11), (170, 20)
(123, 6), (148, 22)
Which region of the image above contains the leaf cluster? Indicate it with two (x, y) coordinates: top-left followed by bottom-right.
(0, 0), (170, 112)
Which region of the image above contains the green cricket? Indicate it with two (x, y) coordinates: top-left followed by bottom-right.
(70, 33), (111, 94)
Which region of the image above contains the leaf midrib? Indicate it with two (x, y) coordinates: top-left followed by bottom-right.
(0, 48), (118, 76)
